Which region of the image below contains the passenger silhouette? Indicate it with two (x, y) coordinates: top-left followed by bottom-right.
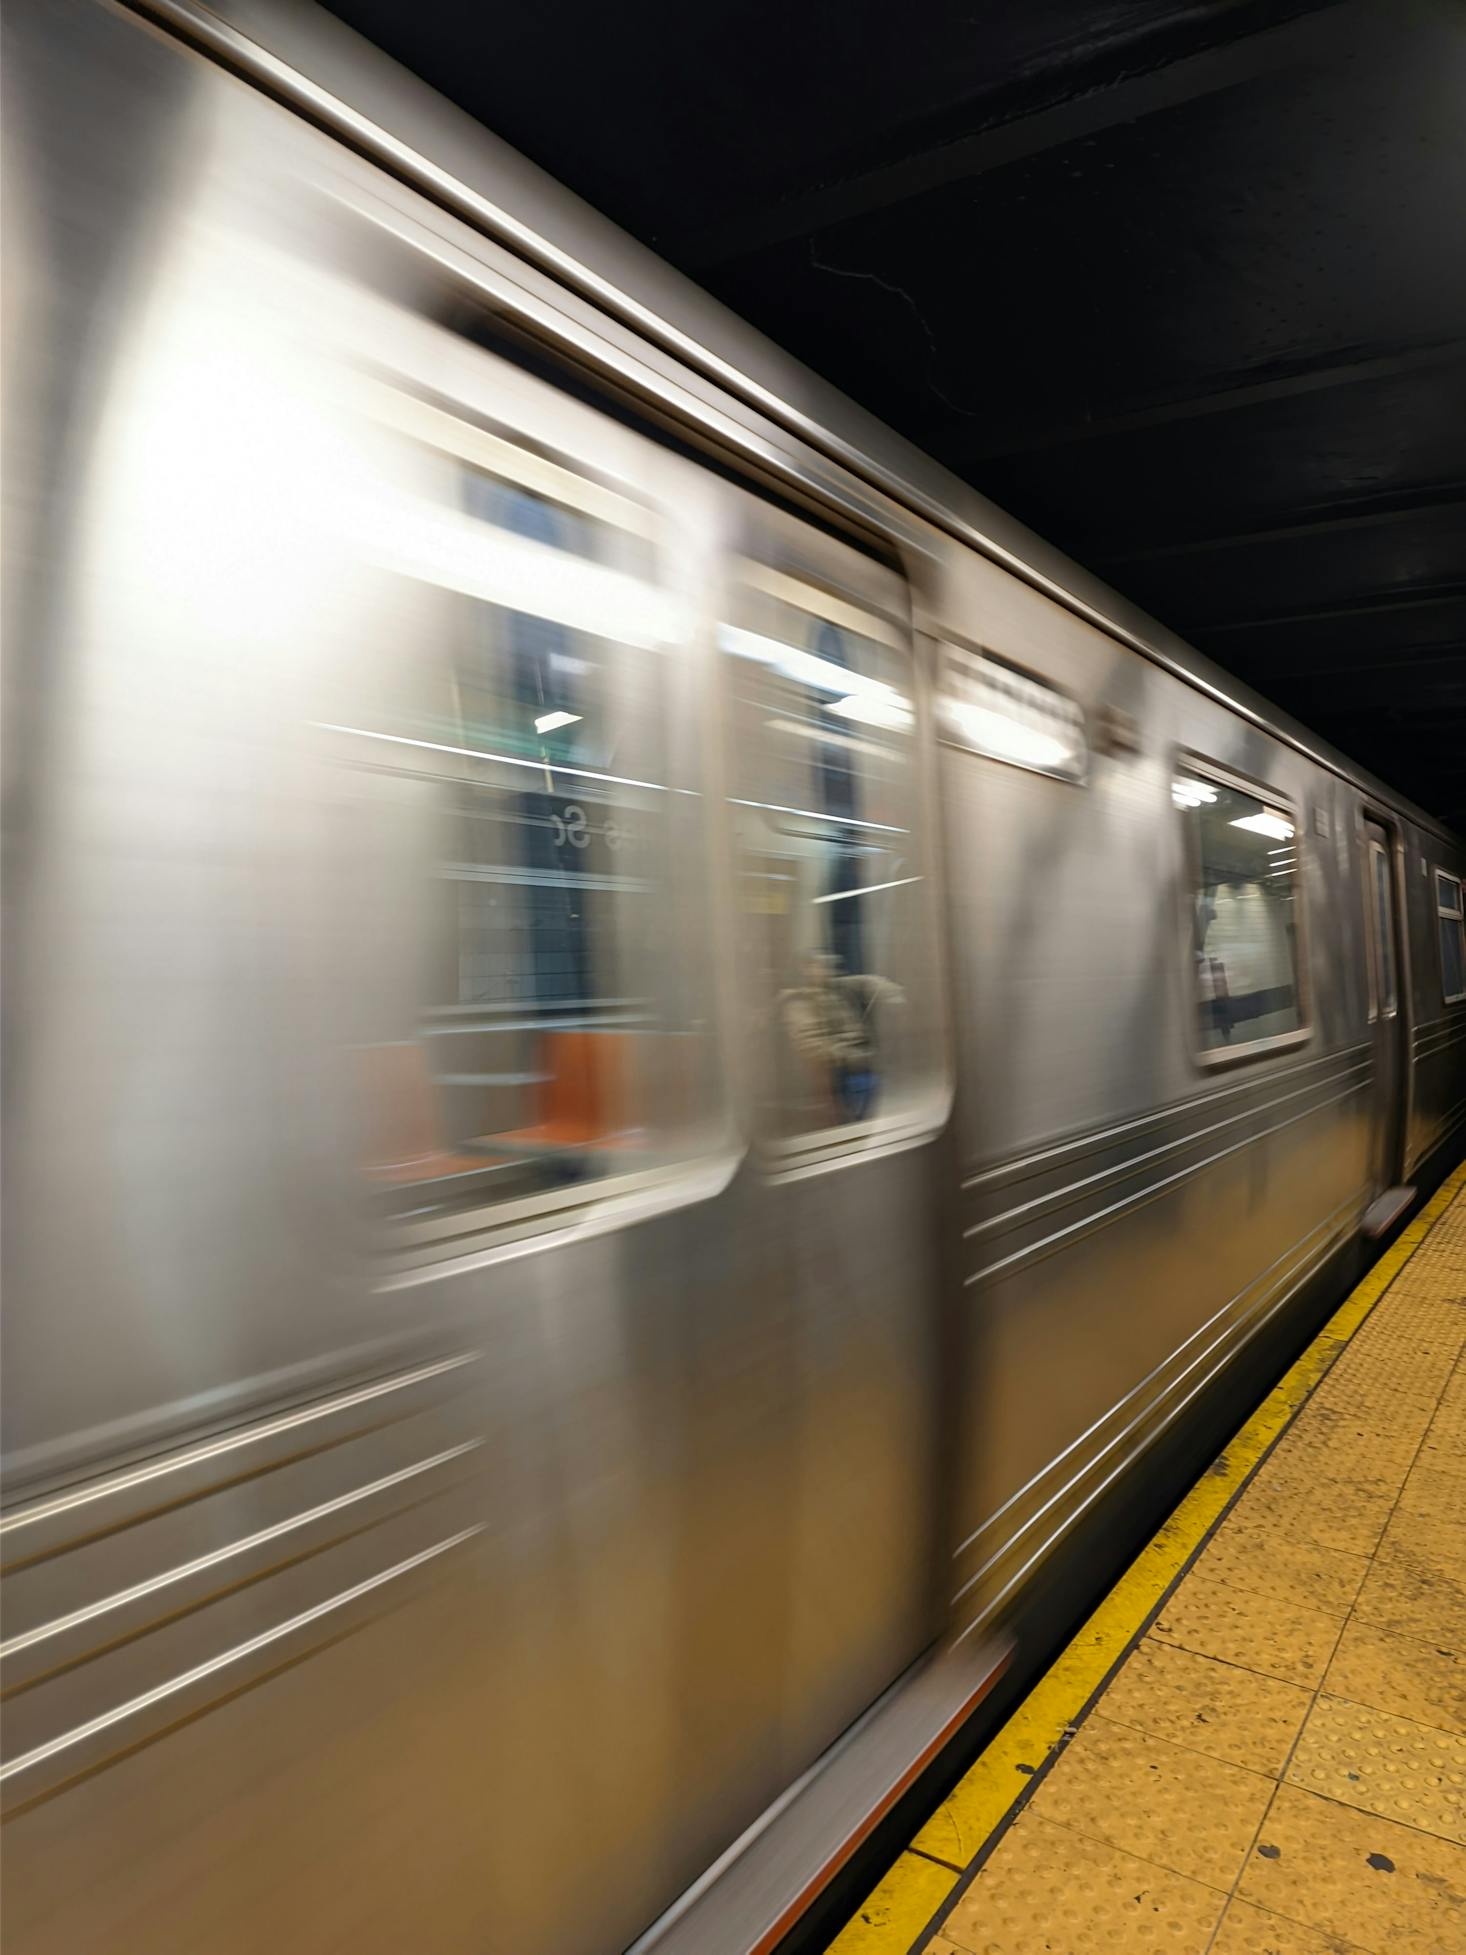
(781, 952), (903, 1123)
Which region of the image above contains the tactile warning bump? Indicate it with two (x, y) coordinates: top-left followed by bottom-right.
(1321, 1354), (1459, 1422)
(1416, 1431), (1466, 1486)
(1335, 1304), (1461, 1349)
(1307, 1371), (1437, 1435)
(1426, 1388), (1466, 1451)
(1271, 1403), (1425, 1479)
(1324, 1618), (1466, 1738)
(1374, 1276), (1466, 1311)
(1208, 1897), (1374, 1953)
(1026, 1711), (1273, 1888)
(1258, 1424), (1413, 1516)
(1340, 1280), (1464, 1340)
(1285, 1692), (1466, 1842)
(1353, 1509), (1466, 1650)
(1096, 1637), (1312, 1776)
(1323, 1299), (1448, 1370)
(1237, 1780), (1466, 1953)
(1151, 1564), (1342, 1688)
(938, 1809), (1224, 1954)
(1382, 1506), (1466, 1566)
(1229, 1472), (1397, 1559)
(1192, 1514), (1371, 1620)
(1320, 1306), (1455, 1368)
(1397, 1459), (1466, 1525)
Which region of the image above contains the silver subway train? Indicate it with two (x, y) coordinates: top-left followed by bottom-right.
(3, 4), (1464, 1952)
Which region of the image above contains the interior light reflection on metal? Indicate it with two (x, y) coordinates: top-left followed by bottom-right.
(315, 722), (689, 798)
(940, 646), (1086, 783)
(811, 874), (925, 908)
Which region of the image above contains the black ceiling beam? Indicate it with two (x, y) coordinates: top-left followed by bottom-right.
(932, 340), (1466, 463)
(1188, 597), (1466, 654)
(1306, 712), (1466, 744)
(1091, 485), (1466, 566)
(1195, 588), (1466, 635)
(1256, 642), (1466, 681)
(683, 2), (1372, 269)
(1309, 717), (1466, 751)
(1280, 670), (1466, 711)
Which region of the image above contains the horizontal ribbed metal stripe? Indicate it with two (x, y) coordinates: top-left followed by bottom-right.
(0, 1440), (484, 1687)
(963, 1043), (1369, 1196)
(951, 1193), (1364, 1630)
(1415, 1016), (1462, 1047)
(0, 1351), (481, 1568)
(0, 1524), (482, 1814)
(1413, 1021), (1466, 1061)
(965, 1077), (1368, 1289)
(965, 1058), (1369, 1253)
(953, 1190), (1364, 1576)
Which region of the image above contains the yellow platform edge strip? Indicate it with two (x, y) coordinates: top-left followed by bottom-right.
(827, 1159), (1466, 1955)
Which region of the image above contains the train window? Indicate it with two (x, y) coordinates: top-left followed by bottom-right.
(722, 545), (942, 1152)
(1437, 871), (1466, 1004)
(334, 378), (723, 1242)
(1175, 765), (1308, 1060)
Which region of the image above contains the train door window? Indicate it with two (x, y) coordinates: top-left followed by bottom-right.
(721, 524), (943, 1153)
(1175, 763), (1308, 1060)
(1370, 840), (1397, 1017)
(1438, 871), (1466, 1004)
(332, 360), (723, 1243)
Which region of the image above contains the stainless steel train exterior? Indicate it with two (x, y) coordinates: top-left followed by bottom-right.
(4, 4), (1464, 1952)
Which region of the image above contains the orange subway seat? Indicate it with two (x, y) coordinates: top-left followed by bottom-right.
(358, 1041), (503, 1185)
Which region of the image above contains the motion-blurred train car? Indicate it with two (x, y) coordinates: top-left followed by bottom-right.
(3, 4), (1464, 1952)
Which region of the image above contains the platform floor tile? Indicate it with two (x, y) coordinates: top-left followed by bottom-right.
(1235, 1782), (1466, 1952)
(1150, 1565), (1343, 1689)
(1026, 1712), (1275, 1888)
(1206, 1897), (1375, 1953)
(939, 1810), (1226, 1955)
(1182, 1518), (1371, 1621)
(1397, 1459), (1466, 1524)
(1284, 1692), (1466, 1841)
(1322, 1618), (1466, 1738)
(1098, 1637), (1314, 1776)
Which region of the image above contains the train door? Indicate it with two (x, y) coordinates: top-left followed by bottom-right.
(1363, 815), (1409, 1226)
(719, 496), (952, 1753)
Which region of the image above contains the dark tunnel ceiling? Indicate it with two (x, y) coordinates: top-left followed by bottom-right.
(325, 0), (1466, 828)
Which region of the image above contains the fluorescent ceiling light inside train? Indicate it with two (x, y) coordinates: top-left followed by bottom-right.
(718, 624), (912, 728)
(829, 689), (912, 731)
(389, 510), (686, 647)
(1231, 811), (1295, 840)
(1172, 779), (1218, 808)
(534, 710), (581, 734)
